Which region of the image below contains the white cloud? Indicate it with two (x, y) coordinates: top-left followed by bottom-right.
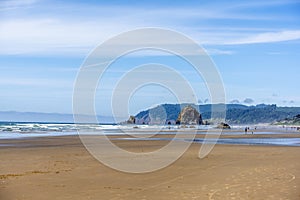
(206, 48), (234, 55)
(230, 99), (240, 104)
(226, 0), (299, 10)
(0, 77), (72, 87)
(0, 0), (38, 10)
(0, 18), (139, 56)
(0, 18), (232, 56)
(3, 17), (298, 56)
(226, 30), (300, 45)
(243, 98), (255, 104)
(0, 2), (299, 56)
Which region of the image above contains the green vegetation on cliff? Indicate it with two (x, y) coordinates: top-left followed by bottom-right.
(135, 104), (300, 125)
(275, 114), (300, 125)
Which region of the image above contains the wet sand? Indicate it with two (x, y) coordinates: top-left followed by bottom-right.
(1, 134), (300, 200)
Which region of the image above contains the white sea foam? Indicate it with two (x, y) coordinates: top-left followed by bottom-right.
(0, 122), (298, 139)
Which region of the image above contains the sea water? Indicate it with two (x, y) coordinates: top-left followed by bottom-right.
(0, 122), (299, 146)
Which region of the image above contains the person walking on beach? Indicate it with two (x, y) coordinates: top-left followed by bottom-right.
(245, 127), (248, 134)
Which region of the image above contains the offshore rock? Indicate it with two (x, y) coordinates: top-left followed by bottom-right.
(216, 122), (231, 129)
(176, 106), (203, 125)
(127, 115), (136, 124)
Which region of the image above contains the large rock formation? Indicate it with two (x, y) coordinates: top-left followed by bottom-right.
(216, 122), (231, 129)
(176, 106), (203, 125)
(127, 115), (136, 124)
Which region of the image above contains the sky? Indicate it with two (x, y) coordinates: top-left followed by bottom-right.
(0, 0), (300, 118)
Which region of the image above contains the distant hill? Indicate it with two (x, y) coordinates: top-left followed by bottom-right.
(2, 104), (300, 125)
(275, 114), (300, 125)
(0, 111), (116, 124)
(134, 104), (300, 125)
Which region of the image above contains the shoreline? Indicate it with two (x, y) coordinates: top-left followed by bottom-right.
(1, 128), (300, 138)
(1, 132), (300, 149)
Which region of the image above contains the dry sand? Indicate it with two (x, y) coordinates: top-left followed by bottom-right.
(0, 134), (300, 200)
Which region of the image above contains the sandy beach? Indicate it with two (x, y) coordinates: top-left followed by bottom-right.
(1, 133), (300, 200)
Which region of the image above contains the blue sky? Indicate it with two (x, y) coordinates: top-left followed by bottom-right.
(0, 0), (300, 117)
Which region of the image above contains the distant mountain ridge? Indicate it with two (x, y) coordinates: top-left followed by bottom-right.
(134, 104), (300, 125)
(2, 104), (300, 125)
(0, 111), (116, 123)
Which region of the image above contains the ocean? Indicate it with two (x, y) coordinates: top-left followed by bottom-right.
(0, 122), (299, 146)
